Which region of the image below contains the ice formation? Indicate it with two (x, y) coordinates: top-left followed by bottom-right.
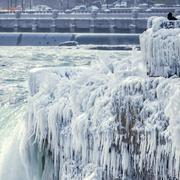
(9, 47), (178, 180)
(1, 18), (180, 179)
(141, 17), (180, 77)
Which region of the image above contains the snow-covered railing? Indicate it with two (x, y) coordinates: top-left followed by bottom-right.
(141, 17), (180, 77)
(148, 19), (180, 29)
(160, 20), (180, 29)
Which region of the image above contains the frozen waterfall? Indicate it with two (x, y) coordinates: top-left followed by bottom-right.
(0, 18), (180, 180)
(14, 49), (180, 179)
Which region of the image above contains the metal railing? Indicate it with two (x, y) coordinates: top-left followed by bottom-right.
(0, 7), (176, 15)
(0, 11), (170, 20)
(159, 20), (180, 29)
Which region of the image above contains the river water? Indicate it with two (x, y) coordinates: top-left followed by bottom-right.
(0, 46), (130, 171)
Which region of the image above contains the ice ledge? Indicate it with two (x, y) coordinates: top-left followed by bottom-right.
(140, 17), (180, 77)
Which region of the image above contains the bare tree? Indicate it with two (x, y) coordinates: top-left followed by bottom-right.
(30, 0), (33, 9)
(59, 0), (63, 10)
(10, 0), (12, 9)
(21, 0), (24, 11)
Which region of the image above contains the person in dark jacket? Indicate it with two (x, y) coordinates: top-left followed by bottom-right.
(167, 12), (177, 20)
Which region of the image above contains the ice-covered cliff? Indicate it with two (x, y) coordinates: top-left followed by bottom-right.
(140, 17), (180, 77)
(17, 47), (180, 180)
(1, 19), (180, 179)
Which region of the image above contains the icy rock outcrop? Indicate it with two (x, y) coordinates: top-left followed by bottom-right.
(140, 17), (180, 77)
(22, 51), (180, 180)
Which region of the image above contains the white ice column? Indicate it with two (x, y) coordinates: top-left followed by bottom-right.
(140, 17), (180, 77)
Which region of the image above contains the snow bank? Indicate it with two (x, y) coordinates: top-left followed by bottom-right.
(22, 50), (180, 180)
(140, 17), (180, 77)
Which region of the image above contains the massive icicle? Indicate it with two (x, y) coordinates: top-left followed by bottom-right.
(21, 48), (180, 180)
(140, 17), (180, 77)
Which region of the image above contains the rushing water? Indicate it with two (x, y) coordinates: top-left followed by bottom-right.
(0, 46), (130, 169)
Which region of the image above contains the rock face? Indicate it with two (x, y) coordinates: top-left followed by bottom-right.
(140, 17), (180, 77)
(23, 49), (180, 179)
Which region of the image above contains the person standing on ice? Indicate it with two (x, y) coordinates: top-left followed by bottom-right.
(167, 12), (177, 20)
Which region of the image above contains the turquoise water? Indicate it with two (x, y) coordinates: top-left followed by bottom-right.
(0, 46), (129, 154)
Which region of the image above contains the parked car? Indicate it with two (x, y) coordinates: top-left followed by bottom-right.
(114, 3), (121, 8)
(102, 8), (111, 13)
(138, 3), (148, 8)
(114, 1), (127, 8)
(101, 4), (108, 9)
(88, 5), (99, 13)
(32, 5), (52, 12)
(71, 5), (87, 13)
(145, 8), (152, 12)
(65, 9), (72, 14)
(154, 4), (165, 7)
(120, 1), (127, 7)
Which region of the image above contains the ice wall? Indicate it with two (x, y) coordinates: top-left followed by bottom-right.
(140, 17), (180, 77)
(22, 50), (180, 180)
